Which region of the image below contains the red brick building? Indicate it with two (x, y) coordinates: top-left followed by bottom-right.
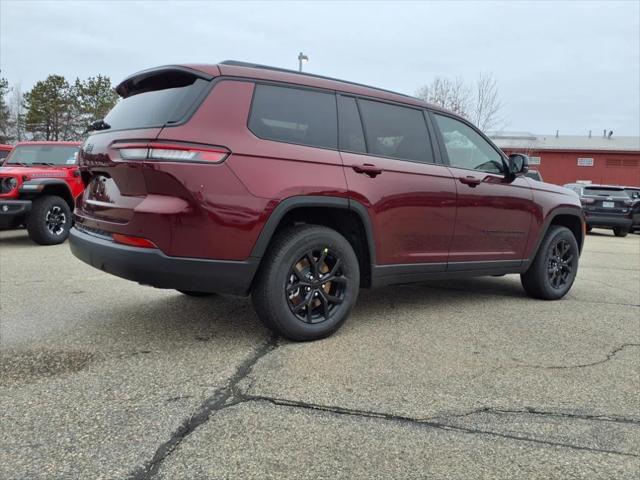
(491, 132), (640, 187)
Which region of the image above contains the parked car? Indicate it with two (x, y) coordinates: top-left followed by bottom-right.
(569, 184), (634, 236)
(70, 61), (584, 341)
(0, 144), (13, 164)
(0, 141), (83, 244)
(524, 170), (543, 181)
(623, 186), (640, 233)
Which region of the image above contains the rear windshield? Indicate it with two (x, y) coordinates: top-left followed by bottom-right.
(105, 75), (210, 131)
(6, 145), (79, 165)
(583, 187), (629, 198)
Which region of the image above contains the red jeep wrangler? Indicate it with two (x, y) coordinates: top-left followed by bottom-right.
(0, 141), (83, 244)
(70, 62), (584, 341)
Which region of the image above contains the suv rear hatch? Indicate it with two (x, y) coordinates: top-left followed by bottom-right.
(581, 186), (632, 214)
(76, 66), (222, 253)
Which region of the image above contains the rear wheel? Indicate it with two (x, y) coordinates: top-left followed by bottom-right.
(252, 225), (359, 341)
(26, 195), (72, 245)
(521, 225), (578, 300)
(586, 226), (592, 233)
(613, 227), (628, 237)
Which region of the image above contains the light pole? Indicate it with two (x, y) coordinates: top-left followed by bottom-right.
(298, 52), (309, 72)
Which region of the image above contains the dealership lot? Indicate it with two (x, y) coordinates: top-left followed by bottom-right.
(1, 229), (638, 479)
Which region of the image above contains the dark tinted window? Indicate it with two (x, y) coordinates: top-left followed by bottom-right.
(249, 84), (337, 149)
(6, 145), (79, 165)
(434, 114), (503, 173)
(104, 76), (209, 131)
(338, 96), (366, 153)
(358, 99), (432, 162)
(583, 187), (629, 198)
(0, 150), (10, 160)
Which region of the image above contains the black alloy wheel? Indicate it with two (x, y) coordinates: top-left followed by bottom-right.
(285, 247), (347, 324)
(252, 225), (360, 341)
(546, 239), (574, 289)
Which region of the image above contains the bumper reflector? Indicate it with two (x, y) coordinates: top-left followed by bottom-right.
(112, 233), (157, 249)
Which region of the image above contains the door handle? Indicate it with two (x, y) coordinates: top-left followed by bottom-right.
(353, 163), (382, 178)
(458, 176), (482, 187)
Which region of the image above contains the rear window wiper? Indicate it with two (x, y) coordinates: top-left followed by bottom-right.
(86, 119), (111, 133)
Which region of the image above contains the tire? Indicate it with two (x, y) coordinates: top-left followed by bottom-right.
(521, 225), (579, 300)
(176, 290), (216, 297)
(252, 225), (360, 341)
(613, 227), (628, 237)
(26, 195), (72, 245)
(586, 226), (592, 233)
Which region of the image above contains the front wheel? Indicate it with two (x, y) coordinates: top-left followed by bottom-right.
(613, 227), (628, 237)
(252, 225), (360, 341)
(521, 225), (579, 300)
(26, 195), (72, 245)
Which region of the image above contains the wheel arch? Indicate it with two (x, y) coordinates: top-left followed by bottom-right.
(250, 196), (376, 287)
(20, 179), (75, 210)
(529, 207), (585, 262)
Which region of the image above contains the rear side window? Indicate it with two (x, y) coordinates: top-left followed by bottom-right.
(0, 150), (10, 160)
(358, 99), (433, 163)
(338, 96), (366, 153)
(105, 73), (210, 131)
(249, 84), (337, 149)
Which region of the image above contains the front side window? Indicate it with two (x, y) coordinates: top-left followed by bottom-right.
(434, 114), (503, 173)
(249, 84), (337, 149)
(358, 99), (433, 163)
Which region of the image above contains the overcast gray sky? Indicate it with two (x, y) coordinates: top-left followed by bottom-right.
(1, 0), (638, 135)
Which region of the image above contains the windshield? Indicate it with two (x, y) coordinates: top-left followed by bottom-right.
(583, 187), (629, 198)
(6, 145), (79, 166)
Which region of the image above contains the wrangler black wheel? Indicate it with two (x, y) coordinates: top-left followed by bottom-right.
(26, 195), (72, 245)
(252, 225), (359, 341)
(521, 225), (579, 300)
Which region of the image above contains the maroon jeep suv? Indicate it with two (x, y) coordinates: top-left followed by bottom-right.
(70, 61), (584, 341)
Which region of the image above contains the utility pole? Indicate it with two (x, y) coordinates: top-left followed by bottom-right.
(298, 52), (309, 72)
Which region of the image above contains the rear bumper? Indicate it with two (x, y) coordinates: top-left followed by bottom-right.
(69, 227), (258, 295)
(0, 199), (31, 227)
(584, 213), (632, 229)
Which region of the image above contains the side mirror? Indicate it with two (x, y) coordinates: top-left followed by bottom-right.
(508, 153), (529, 176)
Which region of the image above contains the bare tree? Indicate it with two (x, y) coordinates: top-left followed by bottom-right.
(472, 72), (503, 132)
(416, 72), (504, 132)
(416, 76), (471, 117)
(8, 83), (27, 142)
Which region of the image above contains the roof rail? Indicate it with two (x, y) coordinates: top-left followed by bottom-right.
(219, 60), (417, 100)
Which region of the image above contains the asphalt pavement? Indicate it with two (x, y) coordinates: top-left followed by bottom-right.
(1, 228), (638, 479)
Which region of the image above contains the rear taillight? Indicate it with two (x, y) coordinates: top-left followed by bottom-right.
(114, 142), (229, 163)
(580, 198), (595, 205)
(112, 233), (157, 249)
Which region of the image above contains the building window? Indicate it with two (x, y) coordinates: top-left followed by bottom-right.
(577, 157), (594, 167)
(528, 156), (541, 165)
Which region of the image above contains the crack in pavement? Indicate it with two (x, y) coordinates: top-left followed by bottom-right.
(128, 340), (640, 478)
(236, 395), (639, 459)
(441, 406), (640, 425)
(514, 343), (640, 370)
(126, 335), (279, 480)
